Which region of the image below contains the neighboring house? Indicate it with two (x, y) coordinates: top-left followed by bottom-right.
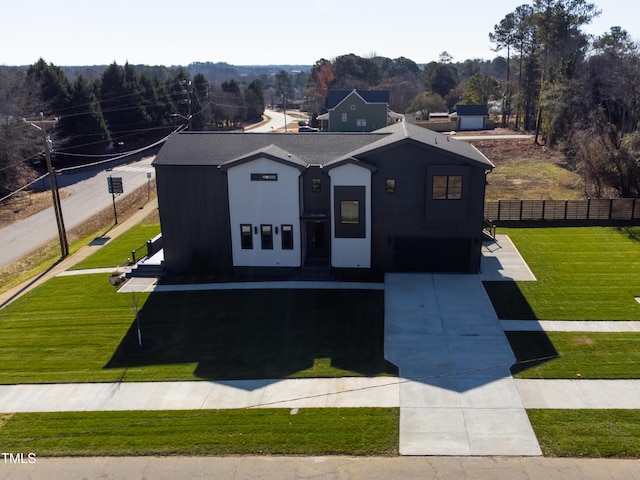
(317, 90), (404, 132)
(452, 104), (490, 131)
(152, 122), (494, 277)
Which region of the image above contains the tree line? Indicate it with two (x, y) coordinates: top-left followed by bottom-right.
(2, 0), (639, 199)
(305, 1), (640, 198)
(0, 60), (269, 196)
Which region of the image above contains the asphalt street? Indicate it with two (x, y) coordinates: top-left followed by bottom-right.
(1, 455), (638, 480)
(0, 155), (156, 269)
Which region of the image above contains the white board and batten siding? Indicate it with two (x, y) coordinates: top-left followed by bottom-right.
(227, 158), (301, 267)
(328, 163), (371, 268)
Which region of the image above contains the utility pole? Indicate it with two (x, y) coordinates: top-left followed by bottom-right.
(39, 114), (69, 258)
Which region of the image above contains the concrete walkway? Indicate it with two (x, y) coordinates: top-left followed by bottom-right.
(503, 320), (640, 332)
(2, 377), (640, 414)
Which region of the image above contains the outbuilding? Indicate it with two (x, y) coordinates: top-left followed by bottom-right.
(453, 104), (490, 131)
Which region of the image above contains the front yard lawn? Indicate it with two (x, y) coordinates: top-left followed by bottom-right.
(0, 275), (394, 384)
(0, 408), (399, 456)
(508, 331), (640, 378)
(528, 410), (640, 457)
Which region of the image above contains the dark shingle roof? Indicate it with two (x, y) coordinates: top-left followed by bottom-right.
(154, 131), (387, 167)
(456, 104), (489, 116)
(153, 123), (494, 170)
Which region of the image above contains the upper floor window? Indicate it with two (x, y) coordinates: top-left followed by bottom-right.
(340, 200), (360, 224)
(311, 178), (321, 193)
(433, 175), (463, 200)
(386, 179), (396, 193)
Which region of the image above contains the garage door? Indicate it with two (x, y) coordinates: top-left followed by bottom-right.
(460, 117), (484, 130)
(393, 237), (471, 272)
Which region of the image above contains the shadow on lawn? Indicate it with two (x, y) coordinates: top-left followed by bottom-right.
(105, 289), (397, 382)
(482, 281), (559, 375)
(506, 331), (560, 375)
(616, 225), (640, 243)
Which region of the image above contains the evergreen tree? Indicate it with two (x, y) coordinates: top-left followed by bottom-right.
(245, 79), (264, 121)
(100, 62), (150, 142)
(58, 75), (110, 155)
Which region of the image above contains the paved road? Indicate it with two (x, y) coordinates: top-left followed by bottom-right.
(1, 455), (638, 480)
(0, 156), (156, 269)
(246, 108), (305, 133)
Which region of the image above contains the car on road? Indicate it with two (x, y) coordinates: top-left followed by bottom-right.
(298, 125), (319, 132)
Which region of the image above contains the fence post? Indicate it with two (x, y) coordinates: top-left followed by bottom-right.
(497, 200), (501, 221)
(586, 198), (591, 220)
(541, 200), (546, 220)
(633, 198), (637, 220)
(564, 200), (569, 220)
(609, 199), (613, 220)
(131, 250), (136, 264)
(520, 200), (524, 221)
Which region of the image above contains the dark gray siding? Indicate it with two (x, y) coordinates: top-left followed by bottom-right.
(367, 142), (487, 273)
(156, 165), (232, 274)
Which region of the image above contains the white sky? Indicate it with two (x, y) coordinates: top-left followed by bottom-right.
(2, 0), (638, 67)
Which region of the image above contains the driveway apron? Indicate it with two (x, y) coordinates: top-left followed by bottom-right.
(384, 273), (542, 456)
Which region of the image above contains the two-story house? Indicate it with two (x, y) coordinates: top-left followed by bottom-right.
(152, 122), (493, 277)
(317, 90), (404, 132)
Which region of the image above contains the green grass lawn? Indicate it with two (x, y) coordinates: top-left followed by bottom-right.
(528, 410), (640, 457)
(0, 275), (395, 384)
(0, 408), (399, 456)
(71, 223), (161, 270)
(508, 331), (640, 378)
(485, 226), (640, 320)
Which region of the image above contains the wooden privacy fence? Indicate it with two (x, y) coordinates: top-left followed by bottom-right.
(485, 198), (640, 222)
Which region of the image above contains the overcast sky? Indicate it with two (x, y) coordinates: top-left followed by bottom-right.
(2, 0), (638, 67)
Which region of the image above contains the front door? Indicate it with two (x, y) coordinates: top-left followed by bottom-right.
(305, 221), (329, 264)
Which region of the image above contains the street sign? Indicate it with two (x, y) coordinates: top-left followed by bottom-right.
(107, 176), (123, 194)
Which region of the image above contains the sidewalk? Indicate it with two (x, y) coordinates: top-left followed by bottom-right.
(2, 377), (639, 414)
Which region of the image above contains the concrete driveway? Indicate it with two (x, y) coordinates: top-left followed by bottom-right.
(384, 235), (541, 456)
(385, 274), (541, 456)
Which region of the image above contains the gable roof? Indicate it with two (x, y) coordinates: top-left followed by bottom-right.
(153, 123), (494, 170)
(338, 122), (494, 169)
(219, 144), (306, 171)
(325, 89), (389, 109)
